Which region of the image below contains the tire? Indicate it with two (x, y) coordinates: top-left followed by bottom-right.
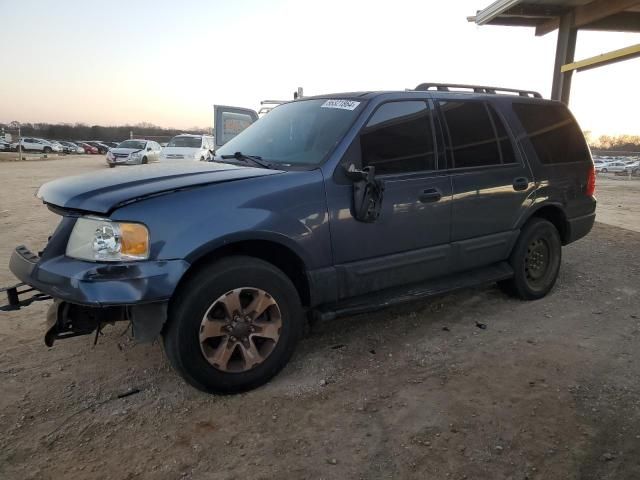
(43, 147), (52, 154)
(601, 168), (608, 173)
(163, 256), (304, 394)
(108, 164), (115, 168)
(498, 218), (562, 300)
(142, 156), (148, 164)
(200, 156), (205, 161)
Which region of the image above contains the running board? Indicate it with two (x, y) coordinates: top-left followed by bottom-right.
(314, 262), (513, 321)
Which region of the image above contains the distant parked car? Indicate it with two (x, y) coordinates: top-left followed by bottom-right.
(599, 161), (628, 173)
(102, 141), (119, 148)
(624, 161), (640, 175)
(83, 141), (111, 154)
(159, 134), (214, 162)
(0, 140), (11, 151)
(48, 141), (68, 153)
(106, 139), (162, 167)
(77, 142), (99, 154)
(58, 141), (85, 154)
(13, 137), (62, 153)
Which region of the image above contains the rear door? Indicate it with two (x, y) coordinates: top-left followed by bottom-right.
(438, 99), (533, 271)
(214, 105), (259, 149)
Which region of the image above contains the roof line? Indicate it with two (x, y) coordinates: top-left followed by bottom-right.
(474, 0), (523, 25)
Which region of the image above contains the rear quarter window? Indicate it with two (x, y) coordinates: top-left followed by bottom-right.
(512, 102), (590, 164)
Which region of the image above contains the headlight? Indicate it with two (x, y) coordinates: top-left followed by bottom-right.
(66, 217), (149, 261)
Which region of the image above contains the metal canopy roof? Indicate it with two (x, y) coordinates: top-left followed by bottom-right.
(469, 0), (640, 36)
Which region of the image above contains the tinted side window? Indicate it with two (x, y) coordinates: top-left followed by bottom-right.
(361, 101), (435, 175)
(488, 105), (516, 164)
(439, 101), (500, 168)
(512, 102), (590, 164)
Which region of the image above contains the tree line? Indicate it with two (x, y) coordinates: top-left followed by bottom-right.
(584, 132), (640, 152)
(1, 121), (209, 142)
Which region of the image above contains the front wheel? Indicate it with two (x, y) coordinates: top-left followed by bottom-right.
(601, 168), (608, 173)
(142, 156), (148, 164)
(163, 256), (303, 394)
(498, 218), (561, 300)
(43, 147), (52, 153)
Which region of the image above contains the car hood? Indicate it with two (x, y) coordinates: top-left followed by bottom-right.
(38, 161), (283, 214)
(110, 147), (141, 155)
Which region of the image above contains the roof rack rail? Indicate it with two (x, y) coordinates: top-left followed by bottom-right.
(414, 83), (542, 99)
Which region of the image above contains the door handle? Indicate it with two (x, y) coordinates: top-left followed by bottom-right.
(513, 177), (529, 191)
(419, 188), (442, 203)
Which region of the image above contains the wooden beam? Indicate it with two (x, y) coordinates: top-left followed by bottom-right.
(582, 12), (640, 32)
(536, 18), (560, 36)
(574, 0), (640, 27)
(501, 4), (568, 18)
(561, 43), (640, 72)
(536, 0), (640, 36)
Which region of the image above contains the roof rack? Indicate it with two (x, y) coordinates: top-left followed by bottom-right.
(414, 83), (542, 98)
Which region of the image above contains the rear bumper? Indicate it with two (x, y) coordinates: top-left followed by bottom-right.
(9, 245), (189, 307)
(567, 212), (596, 244)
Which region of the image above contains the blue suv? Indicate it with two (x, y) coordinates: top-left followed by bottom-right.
(7, 84), (596, 393)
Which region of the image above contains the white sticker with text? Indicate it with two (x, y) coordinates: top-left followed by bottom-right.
(321, 99), (361, 111)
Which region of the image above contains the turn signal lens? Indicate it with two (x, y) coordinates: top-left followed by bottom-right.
(120, 223), (149, 256)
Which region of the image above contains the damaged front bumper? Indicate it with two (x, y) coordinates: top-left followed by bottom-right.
(5, 245), (190, 345)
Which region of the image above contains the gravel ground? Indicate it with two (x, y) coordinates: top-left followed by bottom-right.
(1, 157), (639, 479)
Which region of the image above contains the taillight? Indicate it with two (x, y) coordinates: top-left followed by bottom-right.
(586, 165), (596, 196)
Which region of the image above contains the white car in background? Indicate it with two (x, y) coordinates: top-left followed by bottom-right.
(106, 139), (162, 168)
(599, 160), (628, 174)
(13, 137), (62, 153)
(159, 134), (214, 162)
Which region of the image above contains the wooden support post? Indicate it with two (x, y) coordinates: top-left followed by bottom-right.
(551, 14), (577, 104)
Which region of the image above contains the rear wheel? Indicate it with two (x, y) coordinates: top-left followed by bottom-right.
(43, 147), (52, 154)
(163, 256), (303, 394)
(601, 168), (608, 173)
(498, 218), (561, 300)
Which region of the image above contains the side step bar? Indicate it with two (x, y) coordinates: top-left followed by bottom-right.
(314, 262), (513, 321)
(0, 283), (51, 311)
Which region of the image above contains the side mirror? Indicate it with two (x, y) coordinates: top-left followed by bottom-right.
(343, 165), (385, 223)
(147, 147), (152, 151)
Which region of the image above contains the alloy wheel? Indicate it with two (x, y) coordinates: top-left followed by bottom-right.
(199, 287), (282, 372)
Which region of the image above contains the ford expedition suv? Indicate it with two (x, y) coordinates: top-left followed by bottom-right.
(6, 84), (596, 393)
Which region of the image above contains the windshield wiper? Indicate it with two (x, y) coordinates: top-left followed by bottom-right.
(219, 152), (273, 169)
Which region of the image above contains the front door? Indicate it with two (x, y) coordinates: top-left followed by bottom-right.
(214, 105), (259, 149)
(325, 99), (452, 299)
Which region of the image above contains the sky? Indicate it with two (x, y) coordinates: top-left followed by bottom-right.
(0, 0), (638, 136)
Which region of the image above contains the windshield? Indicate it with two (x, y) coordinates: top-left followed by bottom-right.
(117, 140), (145, 149)
(216, 98), (364, 166)
(167, 136), (202, 148)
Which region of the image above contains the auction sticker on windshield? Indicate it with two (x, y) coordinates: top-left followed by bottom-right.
(321, 99), (360, 110)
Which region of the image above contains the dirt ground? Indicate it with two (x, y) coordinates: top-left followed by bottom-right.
(1, 157), (639, 480)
